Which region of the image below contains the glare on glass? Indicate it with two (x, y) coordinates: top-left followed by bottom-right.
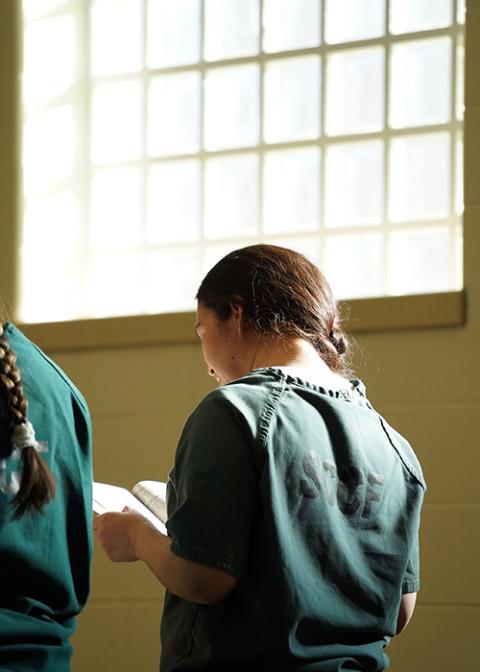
(389, 133), (450, 223)
(324, 233), (384, 299)
(90, 167), (142, 250)
(263, 0), (321, 53)
(23, 16), (75, 111)
(204, 64), (260, 151)
(205, 154), (259, 239)
(90, 0), (142, 76)
(146, 249), (199, 313)
(458, 0), (466, 24)
(324, 0), (385, 44)
(457, 35), (465, 121)
(204, 0), (259, 61)
(388, 226), (451, 295)
(390, 0), (453, 34)
(147, 160), (200, 243)
(325, 140), (383, 228)
(455, 133), (463, 216)
(23, 0), (69, 20)
(23, 106), (74, 196)
(147, 0), (200, 68)
(326, 47), (384, 136)
(91, 81), (142, 163)
(23, 192), (78, 264)
(264, 56), (321, 143)
(390, 37), (451, 129)
(148, 73), (201, 157)
(88, 252), (144, 317)
(263, 148), (320, 233)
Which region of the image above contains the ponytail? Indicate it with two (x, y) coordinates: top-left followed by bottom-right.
(0, 324), (55, 518)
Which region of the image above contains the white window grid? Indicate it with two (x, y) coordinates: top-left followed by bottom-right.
(20, 0), (465, 322)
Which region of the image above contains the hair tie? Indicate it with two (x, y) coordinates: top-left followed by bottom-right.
(12, 421), (41, 452)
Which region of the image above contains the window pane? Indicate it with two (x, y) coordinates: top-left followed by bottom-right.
(263, 148), (320, 233)
(205, 153), (259, 239)
(147, 161), (200, 243)
(204, 0), (259, 61)
(325, 0), (385, 44)
(457, 35), (465, 121)
(324, 233), (384, 299)
(326, 47), (384, 135)
(325, 140), (384, 228)
(204, 64), (260, 151)
(458, 0), (466, 24)
(23, 0), (70, 20)
(263, 0), (321, 53)
(388, 133), (450, 223)
(264, 56), (321, 143)
(23, 192), (78, 263)
(148, 72), (201, 157)
(87, 252), (144, 317)
(91, 81), (143, 163)
(90, 167), (142, 250)
(390, 37), (451, 129)
(146, 249), (199, 313)
(23, 106), (75, 196)
(90, 0), (142, 76)
(147, 0), (200, 68)
(455, 133), (463, 216)
(23, 15), (75, 110)
(388, 226), (451, 294)
(390, 0), (453, 34)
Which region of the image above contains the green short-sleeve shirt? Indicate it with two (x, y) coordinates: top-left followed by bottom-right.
(0, 324), (93, 670)
(161, 368), (425, 671)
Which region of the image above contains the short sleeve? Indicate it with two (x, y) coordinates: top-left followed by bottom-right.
(166, 392), (259, 581)
(402, 533), (420, 594)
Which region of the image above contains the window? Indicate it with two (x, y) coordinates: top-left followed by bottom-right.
(20, 0), (465, 322)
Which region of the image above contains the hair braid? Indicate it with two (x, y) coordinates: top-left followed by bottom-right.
(0, 324), (55, 518)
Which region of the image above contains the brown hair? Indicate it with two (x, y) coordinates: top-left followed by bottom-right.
(196, 244), (351, 375)
(0, 323), (55, 518)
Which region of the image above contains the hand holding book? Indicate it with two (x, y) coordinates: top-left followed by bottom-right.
(93, 480), (168, 535)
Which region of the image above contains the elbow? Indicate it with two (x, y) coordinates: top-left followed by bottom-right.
(396, 592), (417, 634)
(180, 572), (237, 605)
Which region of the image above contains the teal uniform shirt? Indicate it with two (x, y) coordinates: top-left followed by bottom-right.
(161, 368), (425, 672)
(0, 324), (93, 670)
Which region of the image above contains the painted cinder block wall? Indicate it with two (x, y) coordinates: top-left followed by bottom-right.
(0, 1), (478, 670)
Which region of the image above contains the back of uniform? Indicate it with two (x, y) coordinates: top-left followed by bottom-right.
(161, 368), (425, 671)
(0, 323), (93, 671)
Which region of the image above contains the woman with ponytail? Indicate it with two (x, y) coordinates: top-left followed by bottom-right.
(0, 321), (93, 670)
(96, 244), (425, 672)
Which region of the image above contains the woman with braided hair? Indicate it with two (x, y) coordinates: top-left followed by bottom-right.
(0, 321), (93, 670)
(95, 244), (425, 672)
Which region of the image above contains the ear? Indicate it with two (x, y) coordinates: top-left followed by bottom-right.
(229, 298), (245, 331)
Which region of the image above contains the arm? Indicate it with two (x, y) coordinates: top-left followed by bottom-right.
(396, 592), (417, 634)
(94, 508), (237, 605)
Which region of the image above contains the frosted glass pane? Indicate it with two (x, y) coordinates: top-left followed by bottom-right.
(88, 252), (144, 317)
(263, 148), (320, 233)
(90, 0), (142, 76)
(204, 0), (259, 61)
(148, 73), (200, 157)
(390, 0), (453, 34)
(263, 0), (321, 52)
(21, 262), (80, 323)
(455, 134), (463, 216)
(458, 0), (466, 24)
(204, 65), (259, 151)
(325, 140), (383, 228)
(325, 0), (385, 44)
(91, 81), (142, 163)
(23, 106), (74, 196)
(326, 47), (384, 136)
(146, 250), (199, 313)
(390, 37), (451, 129)
(147, 0), (200, 68)
(23, 16), (75, 110)
(389, 133), (450, 222)
(147, 161), (200, 243)
(457, 36), (465, 121)
(264, 56), (321, 143)
(324, 233), (384, 299)
(23, 192), (78, 262)
(388, 227), (451, 294)
(23, 0), (69, 20)
(205, 154), (259, 239)
(90, 167), (142, 250)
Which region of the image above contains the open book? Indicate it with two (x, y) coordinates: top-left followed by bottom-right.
(93, 480), (168, 535)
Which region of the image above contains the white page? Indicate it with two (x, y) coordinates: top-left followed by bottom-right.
(92, 482), (167, 535)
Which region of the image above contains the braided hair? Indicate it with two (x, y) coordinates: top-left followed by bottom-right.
(0, 324), (55, 518)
